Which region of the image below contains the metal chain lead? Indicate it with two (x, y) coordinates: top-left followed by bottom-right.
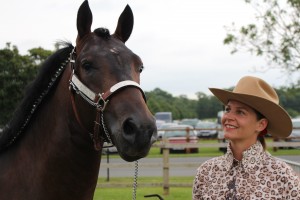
(101, 112), (113, 144)
(132, 160), (139, 200)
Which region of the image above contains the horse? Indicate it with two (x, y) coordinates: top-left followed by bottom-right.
(0, 1), (157, 199)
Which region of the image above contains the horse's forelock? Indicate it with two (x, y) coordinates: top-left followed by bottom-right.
(93, 28), (111, 40)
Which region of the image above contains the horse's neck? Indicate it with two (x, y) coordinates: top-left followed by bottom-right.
(28, 94), (101, 199)
(1, 66), (102, 200)
(47, 68), (102, 199)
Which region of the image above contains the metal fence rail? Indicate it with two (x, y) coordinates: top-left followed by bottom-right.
(152, 141), (300, 148)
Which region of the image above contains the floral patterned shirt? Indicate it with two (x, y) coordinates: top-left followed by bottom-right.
(193, 141), (300, 200)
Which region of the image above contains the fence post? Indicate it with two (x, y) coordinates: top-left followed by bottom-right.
(163, 147), (170, 195)
(185, 127), (190, 153)
(106, 148), (110, 182)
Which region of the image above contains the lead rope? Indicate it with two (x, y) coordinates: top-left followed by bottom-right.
(132, 160), (139, 200)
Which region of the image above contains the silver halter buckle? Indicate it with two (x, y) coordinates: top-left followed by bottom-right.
(96, 93), (109, 112)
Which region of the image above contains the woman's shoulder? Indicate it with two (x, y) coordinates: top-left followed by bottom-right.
(197, 155), (227, 171)
(263, 153), (300, 179)
(263, 153), (290, 168)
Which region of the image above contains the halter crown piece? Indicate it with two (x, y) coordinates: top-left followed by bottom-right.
(68, 48), (147, 150)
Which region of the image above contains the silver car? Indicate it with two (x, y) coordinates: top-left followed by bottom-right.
(195, 121), (218, 138)
(286, 118), (300, 148)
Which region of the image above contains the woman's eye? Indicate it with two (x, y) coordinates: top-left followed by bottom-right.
(237, 110), (245, 115)
(224, 107), (230, 113)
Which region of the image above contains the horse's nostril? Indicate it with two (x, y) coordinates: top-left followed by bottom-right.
(122, 117), (156, 147)
(123, 118), (137, 136)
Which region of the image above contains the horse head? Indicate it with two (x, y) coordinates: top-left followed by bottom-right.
(70, 0), (157, 162)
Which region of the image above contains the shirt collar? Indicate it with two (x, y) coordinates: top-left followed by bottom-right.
(223, 141), (265, 172)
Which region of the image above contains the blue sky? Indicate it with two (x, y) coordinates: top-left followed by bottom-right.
(1, 0), (295, 98)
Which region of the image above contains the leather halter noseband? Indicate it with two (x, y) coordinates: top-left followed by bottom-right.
(68, 48), (146, 150)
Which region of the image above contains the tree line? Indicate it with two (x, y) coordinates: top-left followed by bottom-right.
(1, 43), (300, 127)
(146, 87), (300, 120)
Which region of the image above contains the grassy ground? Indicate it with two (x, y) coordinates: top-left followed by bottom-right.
(95, 177), (193, 200)
(95, 139), (300, 199)
(94, 187), (192, 200)
(94, 186), (191, 200)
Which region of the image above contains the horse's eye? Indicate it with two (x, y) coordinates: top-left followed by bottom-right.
(139, 65), (144, 73)
(82, 61), (93, 71)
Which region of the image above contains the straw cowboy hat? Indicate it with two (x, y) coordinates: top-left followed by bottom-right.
(209, 76), (292, 138)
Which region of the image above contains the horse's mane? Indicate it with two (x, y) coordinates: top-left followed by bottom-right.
(0, 42), (74, 152)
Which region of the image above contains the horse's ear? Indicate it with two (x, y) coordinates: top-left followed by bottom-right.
(77, 0), (93, 39)
(113, 5), (134, 43)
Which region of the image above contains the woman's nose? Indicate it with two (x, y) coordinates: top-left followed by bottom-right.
(222, 112), (233, 122)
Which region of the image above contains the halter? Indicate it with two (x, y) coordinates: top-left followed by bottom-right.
(68, 48), (146, 150)
(70, 74), (146, 111)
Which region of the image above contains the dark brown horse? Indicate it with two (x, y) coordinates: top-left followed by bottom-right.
(0, 1), (157, 199)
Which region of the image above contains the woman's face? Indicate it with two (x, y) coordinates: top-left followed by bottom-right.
(222, 100), (267, 145)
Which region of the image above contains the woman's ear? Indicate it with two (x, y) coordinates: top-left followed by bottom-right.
(257, 118), (268, 132)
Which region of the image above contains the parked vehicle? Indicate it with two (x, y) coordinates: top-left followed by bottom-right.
(290, 118), (300, 139)
(156, 120), (165, 129)
(216, 111), (227, 153)
(155, 112), (172, 123)
(285, 118), (300, 149)
(160, 125), (199, 153)
(195, 121), (218, 138)
(157, 122), (178, 140)
(179, 118), (199, 128)
(101, 142), (118, 154)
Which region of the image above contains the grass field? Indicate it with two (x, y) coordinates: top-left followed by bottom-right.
(95, 139), (300, 199)
(94, 187), (191, 200)
(95, 177), (193, 200)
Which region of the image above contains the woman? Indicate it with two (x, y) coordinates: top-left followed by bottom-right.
(193, 76), (300, 200)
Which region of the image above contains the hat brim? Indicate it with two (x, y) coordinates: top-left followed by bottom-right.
(209, 88), (292, 138)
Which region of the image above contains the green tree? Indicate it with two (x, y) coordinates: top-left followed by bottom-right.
(146, 88), (198, 120)
(276, 84), (300, 117)
(196, 92), (223, 119)
(173, 95), (197, 119)
(28, 47), (53, 65)
(224, 0), (300, 74)
(145, 88), (174, 114)
(0, 43), (53, 126)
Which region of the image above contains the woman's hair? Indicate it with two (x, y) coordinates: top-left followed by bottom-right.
(254, 109), (267, 150)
